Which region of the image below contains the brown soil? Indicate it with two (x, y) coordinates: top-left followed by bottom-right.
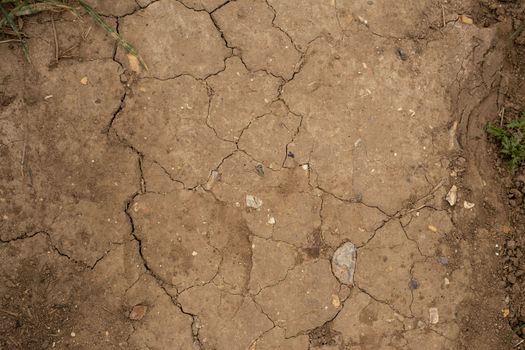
(0, 0), (523, 349)
(480, 0), (525, 348)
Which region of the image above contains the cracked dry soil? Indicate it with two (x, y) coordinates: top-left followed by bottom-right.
(0, 0), (519, 349)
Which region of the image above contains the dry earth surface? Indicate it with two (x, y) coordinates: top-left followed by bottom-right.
(0, 0), (523, 349)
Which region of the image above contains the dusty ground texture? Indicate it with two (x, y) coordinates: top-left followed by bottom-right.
(476, 0), (525, 348)
(0, 0), (522, 349)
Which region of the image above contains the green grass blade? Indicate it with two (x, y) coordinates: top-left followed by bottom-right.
(486, 124), (508, 140)
(0, 2), (30, 62)
(78, 0), (148, 71)
(13, 2), (72, 16)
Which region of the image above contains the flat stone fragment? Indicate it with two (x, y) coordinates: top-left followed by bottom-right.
(445, 185), (458, 206)
(129, 305), (148, 320)
(331, 242), (357, 285)
(119, 0), (230, 79)
(246, 194), (263, 209)
(429, 307), (439, 324)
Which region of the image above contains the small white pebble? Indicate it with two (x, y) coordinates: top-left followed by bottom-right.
(301, 164), (309, 170)
(357, 16), (368, 25)
(70, 332), (76, 337)
(268, 217), (276, 225)
(463, 201), (475, 209)
(192, 251), (198, 256)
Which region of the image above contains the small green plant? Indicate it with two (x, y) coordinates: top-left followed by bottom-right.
(0, 0), (146, 69)
(487, 112), (525, 171)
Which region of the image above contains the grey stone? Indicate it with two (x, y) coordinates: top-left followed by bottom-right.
(436, 256), (449, 265)
(331, 242), (357, 285)
(409, 278), (419, 290)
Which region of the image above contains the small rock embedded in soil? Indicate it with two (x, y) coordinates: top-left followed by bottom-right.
(331, 242), (357, 285)
(127, 54), (141, 73)
(408, 278), (419, 290)
(246, 195), (263, 209)
(460, 14), (474, 25)
(429, 307), (439, 324)
(445, 185), (457, 206)
(436, 256), (449, 265)
(463, 200), (475, 209)
(396, 48), (408, 61)
(129, 305), (148, 320)
(204, 170), (220, 190)
(255, 164), (265, 176)
(331, 294), (341, 308)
